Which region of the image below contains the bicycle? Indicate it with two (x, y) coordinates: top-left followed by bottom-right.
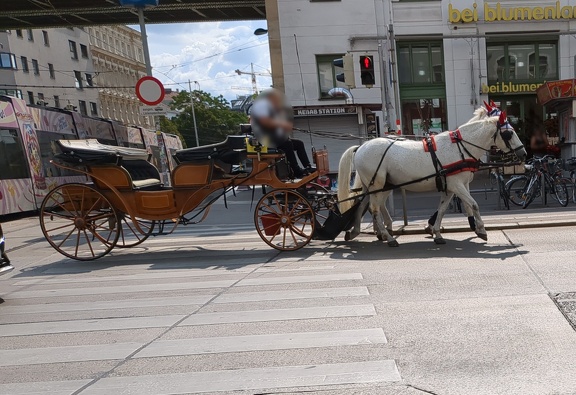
(506, 155), (569, 208)
(490, 166), (510, 210)
(561, 157), (576, 204)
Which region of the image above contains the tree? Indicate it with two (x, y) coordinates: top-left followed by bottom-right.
(159, 116), (187, 148)
(169, 90), (248, 147)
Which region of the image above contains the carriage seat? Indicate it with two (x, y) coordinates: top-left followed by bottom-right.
(54, 139), (162, 190)
(173, 135), (247, 165)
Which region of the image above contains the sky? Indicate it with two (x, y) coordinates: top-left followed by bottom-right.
(138, 21), (272, 102)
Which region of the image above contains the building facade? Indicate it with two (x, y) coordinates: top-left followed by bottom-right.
(0, 27), (99, 114)
(87, 25), (151, 127)
(269, 0), (576, 162)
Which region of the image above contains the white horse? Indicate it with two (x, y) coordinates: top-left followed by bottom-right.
(338, 107), (526, 246)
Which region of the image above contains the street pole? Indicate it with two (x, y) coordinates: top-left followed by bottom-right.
(188, 79), (200, 147)
(138, 7), (169, 184)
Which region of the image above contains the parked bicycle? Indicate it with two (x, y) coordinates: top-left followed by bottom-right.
(489, 166), (510, 210)
(561, 157), (576, 204)
(506, 155), (569, 208)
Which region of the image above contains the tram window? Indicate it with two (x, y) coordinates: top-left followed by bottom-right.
(36, 130), (77, 177)
(0, 129), (29, 180)
(150, 146), (161, 169)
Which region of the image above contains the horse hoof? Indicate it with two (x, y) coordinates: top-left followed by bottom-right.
(434, 237), (446, 245)
(424, 225), (433, 236)
(387, 239), (399, 247)
(476, 232), (488, 241)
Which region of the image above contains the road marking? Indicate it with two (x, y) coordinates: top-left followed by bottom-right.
(0, 380), (90, 395)
(8, 279), (236, 299)
(0, 342), (142, 366)
(135, 328), (387, 357)
(0, 295), (214, 315)
(0, 315), (184, 337)
(236, 273), (363, 286)
(81, 360), (401, 394)
(214, 286), (369, 303)
(180, 304), (376, 326)
(13, 266), (336, 286)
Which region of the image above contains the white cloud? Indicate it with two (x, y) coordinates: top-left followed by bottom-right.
(141, 21), (271, 101)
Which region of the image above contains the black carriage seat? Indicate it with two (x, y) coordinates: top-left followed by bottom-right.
(54, 139), (162, 190)
(173, 135), (247, 165)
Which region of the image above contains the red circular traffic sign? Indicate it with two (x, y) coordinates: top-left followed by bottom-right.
(135, 76), (165, 106)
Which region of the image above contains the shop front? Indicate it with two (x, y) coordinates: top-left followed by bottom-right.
(536, 79), (576, 159)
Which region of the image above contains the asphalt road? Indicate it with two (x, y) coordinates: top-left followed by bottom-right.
(1, 210), (576, 395)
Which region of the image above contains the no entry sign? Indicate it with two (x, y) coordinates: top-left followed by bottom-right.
(135, 76), (165, 106)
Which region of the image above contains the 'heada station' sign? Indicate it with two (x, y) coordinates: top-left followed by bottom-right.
(449, 2), (576, 23)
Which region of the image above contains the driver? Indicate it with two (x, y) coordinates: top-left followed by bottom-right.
(249, 89), (313, 178)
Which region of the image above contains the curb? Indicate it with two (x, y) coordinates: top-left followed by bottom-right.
(396, 220), (576, 235)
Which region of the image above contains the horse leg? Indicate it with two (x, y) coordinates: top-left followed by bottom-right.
(345, 196), (369, 241)
(453, 185), (487, 241)
(374, 192), (393, 240)
(425, 193), (454, 235)
(432, 194), (453, 244)
(371, 193), (397, 247)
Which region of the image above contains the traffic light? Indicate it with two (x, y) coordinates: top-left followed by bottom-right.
(333, 54), (355, 88)
(359, 55), (375, 86)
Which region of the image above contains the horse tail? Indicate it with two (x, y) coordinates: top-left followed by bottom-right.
(338, 145), (360, 213)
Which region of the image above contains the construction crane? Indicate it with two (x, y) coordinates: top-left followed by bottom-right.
(234, 63), (271, 95)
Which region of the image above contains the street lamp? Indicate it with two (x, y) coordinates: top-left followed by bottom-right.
(188, 80), (200, 147)
(254, 28), (268, 36)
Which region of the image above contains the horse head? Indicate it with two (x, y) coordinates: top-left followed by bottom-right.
(487, 109), (527, 161)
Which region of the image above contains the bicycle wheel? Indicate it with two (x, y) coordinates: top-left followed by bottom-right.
(550, 178), (569, 207)
(571, 171), (576, 204)
(506, 176), (529, 207)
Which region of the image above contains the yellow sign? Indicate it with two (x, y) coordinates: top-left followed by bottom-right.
(449, 1), (576, 23)
(481, 82), (543, 94)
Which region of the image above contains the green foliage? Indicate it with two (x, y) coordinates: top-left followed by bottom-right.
(169, 90), (248, 146)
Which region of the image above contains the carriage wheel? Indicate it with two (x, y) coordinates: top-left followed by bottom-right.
(254, 189), (315, 251)
(110, 215), (155, 248)
(40, 183), (120, 261)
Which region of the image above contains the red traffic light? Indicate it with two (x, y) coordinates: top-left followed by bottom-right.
(363, 57), (372, 69)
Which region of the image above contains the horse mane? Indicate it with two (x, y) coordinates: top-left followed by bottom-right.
(469, 106), (488, 122)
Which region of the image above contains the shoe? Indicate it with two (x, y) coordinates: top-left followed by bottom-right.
(305, 165), (316, 174)
(293, 167), (306, 178)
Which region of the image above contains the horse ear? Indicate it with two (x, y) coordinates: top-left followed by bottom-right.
(499, 111), (507, 124)
(483, 100), (492, 112)
(490, 100), (497, 107)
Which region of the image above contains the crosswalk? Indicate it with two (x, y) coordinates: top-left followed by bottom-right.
(0, 254), (401, 394)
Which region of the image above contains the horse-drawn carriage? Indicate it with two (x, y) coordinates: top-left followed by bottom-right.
(39, 128), (346, 261)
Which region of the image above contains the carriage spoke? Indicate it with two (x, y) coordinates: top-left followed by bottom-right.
(261, 203), (281, 216)
(64, 189), (78, 214)
(86, 197), (103, 214)
(74, 229), (81, 257)
(83, 230), (96, 258)
(56, 226), (77, 249)
(288, 226), (299, 246)
(282, 225), (287, 248)
(45, 222), (76, 233)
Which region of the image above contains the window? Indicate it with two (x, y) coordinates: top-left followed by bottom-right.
(316, 54), (346, 99)
(69, 40), (78, 60)
(80, 44), (88, 58)
(31, 59), (39, 75)
(37, 93), (44, 104)
(27, 91), (34, 105)
(20, 56), (28, 73)
(85, 73), (93, 87)
(396, 42), (444, 85)
(95, 31), (101, 47)
(0, 129), (30, 180)
(54, 95), (60, 108)
(42, 30), (49, 46)
(0, 53), (17, 69)
(0, 89), (23, 99)
(36, 130), (77, 177)
(48, 63), (55, 79)
(15, 29), (22, 38)
(137, 48), (143, 62)
(487, 42), (558, 82)
(90, 102), (98, 116)
(26, 29), (33, 42)
(74, 71), (83, 89)
(79, 100), (87, 116)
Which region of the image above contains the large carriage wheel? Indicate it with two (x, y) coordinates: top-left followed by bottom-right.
(254, 189), (315, 251)
(40, 183), (120, 261)
(109, 214), (155, 248)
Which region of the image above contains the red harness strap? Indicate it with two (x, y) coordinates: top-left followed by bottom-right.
(449, 129), (462, 143)
(442, 158), (479, 176)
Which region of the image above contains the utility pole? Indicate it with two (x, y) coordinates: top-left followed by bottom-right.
(188, 79), (200, 147)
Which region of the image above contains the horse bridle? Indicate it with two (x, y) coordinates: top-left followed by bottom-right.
(486, 103), (526, 156)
